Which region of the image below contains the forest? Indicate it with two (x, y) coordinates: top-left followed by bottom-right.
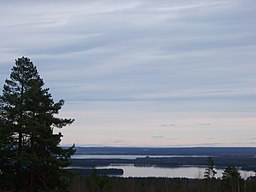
(71, 155), (256, 171)
(69, 172), (256, 192)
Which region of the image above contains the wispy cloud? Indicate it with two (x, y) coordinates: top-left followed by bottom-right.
(1, 0), (256, 146)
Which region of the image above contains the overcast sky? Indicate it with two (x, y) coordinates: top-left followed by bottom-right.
(0, 0), (255, 147)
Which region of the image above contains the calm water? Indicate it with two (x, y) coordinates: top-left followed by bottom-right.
(96, 165), (255, 179)
(71, 155), (255, 179)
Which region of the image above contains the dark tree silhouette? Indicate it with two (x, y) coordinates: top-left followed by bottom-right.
(0, 57), (75, 192)
(222, 166), (243, 192)
(204, 157), (217, 179)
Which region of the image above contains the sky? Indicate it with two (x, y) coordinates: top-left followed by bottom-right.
(0, 0), (255, 147)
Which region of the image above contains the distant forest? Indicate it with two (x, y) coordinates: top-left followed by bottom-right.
(75, 147), (256, 156)
(69, 172), (256, 192)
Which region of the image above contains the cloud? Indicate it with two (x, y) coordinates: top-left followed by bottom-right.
(152, 136), (164, 139)
(1, 0), (256, 146)
(197, 123), (211, 126)
(160, 124), (176, 127)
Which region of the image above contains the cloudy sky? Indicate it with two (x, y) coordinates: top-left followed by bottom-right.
(0, 0), (255, 147)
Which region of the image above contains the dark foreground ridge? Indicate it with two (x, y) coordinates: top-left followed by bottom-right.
(70, 174), (256, 192)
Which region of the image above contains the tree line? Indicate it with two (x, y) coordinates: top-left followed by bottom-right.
(69, 170), (256, 192)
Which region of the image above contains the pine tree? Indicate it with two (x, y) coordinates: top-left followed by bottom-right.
(222, 166), (243, 192)
(204, 157), (217, 179)
(0, 57), (75, 192)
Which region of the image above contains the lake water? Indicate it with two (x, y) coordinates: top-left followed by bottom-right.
(96, 165), (255, 179)
(71, 154), (255, 179)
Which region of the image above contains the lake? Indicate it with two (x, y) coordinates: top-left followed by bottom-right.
(96, 164), (255, 179)
(71, 154), (255, 179)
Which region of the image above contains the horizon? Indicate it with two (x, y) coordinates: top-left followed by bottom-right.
(1, 0), (256, 147)
(68, 145), (256, 149)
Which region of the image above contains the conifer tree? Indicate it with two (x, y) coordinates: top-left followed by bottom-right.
(222, 166), (243, 192)
(0, 57), (75, 192)
(204, 157), (217, 179)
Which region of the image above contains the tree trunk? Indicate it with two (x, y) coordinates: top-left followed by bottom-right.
(30, 131), (35, 192)
(15, 83), (24, 192)
(30, 162), (35, 192)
